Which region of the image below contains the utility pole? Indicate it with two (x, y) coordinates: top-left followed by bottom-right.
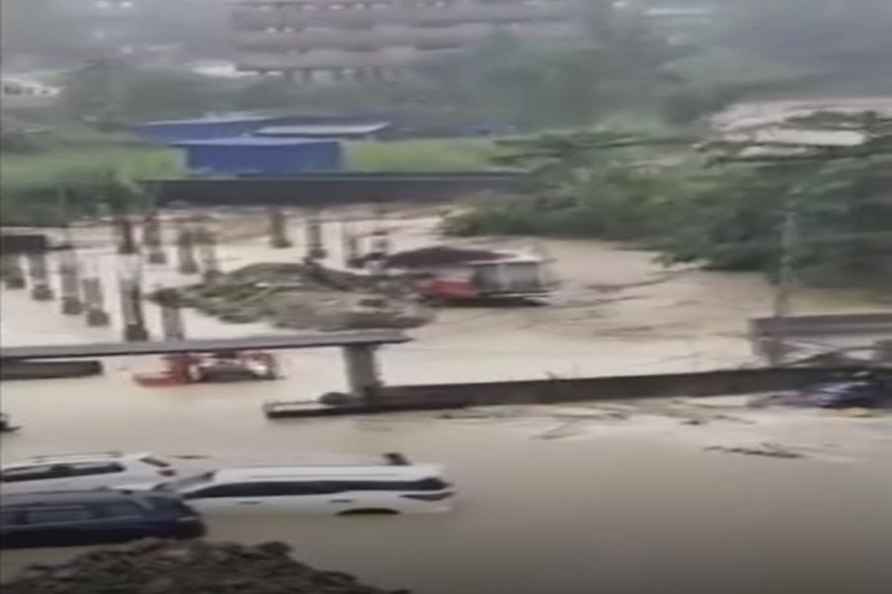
(768, 188), (801, 366)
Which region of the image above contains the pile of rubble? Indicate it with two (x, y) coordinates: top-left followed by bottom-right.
(154, 263), (433, 331)
(5, 540), (409, 594)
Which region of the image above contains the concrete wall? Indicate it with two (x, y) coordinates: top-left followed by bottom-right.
(379, 366), (889, 407)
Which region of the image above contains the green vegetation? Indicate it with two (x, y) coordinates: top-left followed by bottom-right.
(345, 139), (498, 172)
(446, 114), (892, 287)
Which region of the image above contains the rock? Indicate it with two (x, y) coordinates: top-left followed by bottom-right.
(3, 540), (408, 594)
(142, 577), (175, 593)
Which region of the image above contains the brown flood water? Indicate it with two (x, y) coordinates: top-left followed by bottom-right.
(2, 218), (891, 594)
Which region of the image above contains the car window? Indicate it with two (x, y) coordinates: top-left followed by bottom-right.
(186, 481), (334, 498)
(67, 462), (125, 477)
(335, 478), (448, 491)
(25, 507), (94, 525)
(0, 464), (60, 483)
(98, 501), (145, 518)
(1, 511), (22, 527)
(186, 483), (250, 499)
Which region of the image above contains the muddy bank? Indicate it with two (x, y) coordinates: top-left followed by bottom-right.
(4, 539), (408, 594)
(154, 262), (433, 332)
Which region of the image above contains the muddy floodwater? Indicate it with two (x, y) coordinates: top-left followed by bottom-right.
(2, 215), (891, 594)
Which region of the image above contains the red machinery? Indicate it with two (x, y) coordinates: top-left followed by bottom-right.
(133, 351), (279, 387)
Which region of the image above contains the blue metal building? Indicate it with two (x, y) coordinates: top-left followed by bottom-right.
(172, 137), (343, 177)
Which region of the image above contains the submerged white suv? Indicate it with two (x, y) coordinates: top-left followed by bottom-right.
(125, 453), (454, 515)
(0, 452), (177, 495)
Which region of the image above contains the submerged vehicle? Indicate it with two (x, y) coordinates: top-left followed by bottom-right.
(133, 351), (279, 387)
(1, 490), (204, 549)
(0, 412), (19, 433)
(122, 453), (454, 515)
(1, 451), (177, 495)
(805, 380), (889, 409)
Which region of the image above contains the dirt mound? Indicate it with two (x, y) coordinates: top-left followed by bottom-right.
(5, 539), (408, 594)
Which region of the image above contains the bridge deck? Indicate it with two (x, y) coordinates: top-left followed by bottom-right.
(0, 331), (410, 361)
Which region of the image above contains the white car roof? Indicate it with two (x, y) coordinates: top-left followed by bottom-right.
(211, 464), (444, 483)
(2, 452), (152, 470)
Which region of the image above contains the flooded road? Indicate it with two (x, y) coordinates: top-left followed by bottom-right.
(2, 218), (892, 594)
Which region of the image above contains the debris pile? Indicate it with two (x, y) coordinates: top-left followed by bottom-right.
(5, 539), (409, 594)
(152, 263), (432, 331)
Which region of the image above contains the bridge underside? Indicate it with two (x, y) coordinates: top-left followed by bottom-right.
(144, 173), (523, 207)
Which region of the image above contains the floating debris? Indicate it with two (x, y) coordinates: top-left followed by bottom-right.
(705, 442), (804, 459)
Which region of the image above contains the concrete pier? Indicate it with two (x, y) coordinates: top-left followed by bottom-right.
(116, 216), (139, 255)
(196, 226), (222, 283)
(81, 256), (110, 327)
(268, 207), (293, 249)
(143, 212), (168, 265)
(1, 255), (27, 290)
(306, 210), (327, 260)
(82, 276), (111, 327)
(118, 256), (149, 342)
(155, 287), (186, 340)
(176, 224), (200, 275)
(27, 252), (54, 301)
(342, 221), (362, 268)
(342, 344), (382, 400)
(58, 250), (84, 315)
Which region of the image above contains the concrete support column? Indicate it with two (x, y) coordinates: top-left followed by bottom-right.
(115, 215), (139, 256)
(341, 220), (361, 268)
(143, 211), (168, 265)
(1, 255), (27, 289)
(306, 210), (327, 260)
(176, 224), (200, 275)
(82, 269), (111, 327)
(268, 207), (293, 249)
(27, 252), (54, 301)
(196, 226), (222, 283)
(342, 344), (382, 400)
(59, 249), (84, 315)
(155, 287), (186, 341)
(118, 255), (149, 342)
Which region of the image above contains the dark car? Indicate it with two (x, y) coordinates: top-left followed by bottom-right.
(809, 381), (889, 409)
(0, 490), (205, 549)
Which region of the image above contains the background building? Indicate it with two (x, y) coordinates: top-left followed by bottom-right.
(231, 0), (588, 81)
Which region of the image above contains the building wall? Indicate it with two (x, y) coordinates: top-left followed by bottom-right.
(182, 141), (344, 176)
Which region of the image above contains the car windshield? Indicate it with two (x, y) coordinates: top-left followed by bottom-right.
(157, 471), (215, 492)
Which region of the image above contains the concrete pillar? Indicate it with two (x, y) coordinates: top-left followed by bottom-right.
(82, 275), (110, 327)
(155, 287), (185, 340)
(342, 221), (361, 268)
(176, 224), (200, 275)
(196, 226), (222, 283)
(1, 254), (27, 289)
(115, 216), (139, 255)
(342, 344), (382, 400)
(306, 210), (327, 260)
(27, 252), (54, 301)
(875, 340), (892, 364)
(118, 255), (149, 342)
(143, 211), (168, 265)
(59, 249), (84, 315)
(268, 207), (293, 248)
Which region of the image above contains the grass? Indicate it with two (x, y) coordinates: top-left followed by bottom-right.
(345, 138), (499, 172)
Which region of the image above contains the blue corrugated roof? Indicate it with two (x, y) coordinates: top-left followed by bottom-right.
(172, 137), (338, 147)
